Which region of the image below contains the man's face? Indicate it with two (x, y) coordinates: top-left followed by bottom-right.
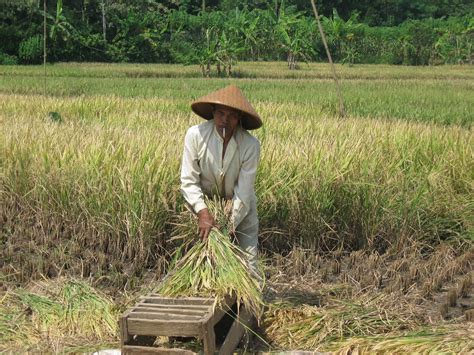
(213, 104), (240, 138)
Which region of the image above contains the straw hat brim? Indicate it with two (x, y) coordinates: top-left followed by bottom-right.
(190, 85), (262, 130)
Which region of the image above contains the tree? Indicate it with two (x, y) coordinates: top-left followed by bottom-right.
(275, 6), (316, 69)
(322, 9), (363, 64)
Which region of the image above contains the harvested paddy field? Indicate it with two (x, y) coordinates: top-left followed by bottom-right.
(1, 62), (473, 353)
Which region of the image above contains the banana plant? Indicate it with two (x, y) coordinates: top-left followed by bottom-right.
(217, 30), (245, 76)
(41, 0), (74, 42)
(196, 27), (220, 77)
(275, 7), (316, 69)
(322, 9), (362, 64)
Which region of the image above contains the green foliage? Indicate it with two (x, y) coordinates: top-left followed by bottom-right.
(434, 16), (474, 64)
(106, 11), (167, 63)
(18, 35), (43, 64)
(275, 6), (317, 68)
(322, 9), (364, 65)
(48, 111), (62, 123)
(0, 51), (18, 65)
(397, 20), (438, 65)
(0, 1), (472, 67)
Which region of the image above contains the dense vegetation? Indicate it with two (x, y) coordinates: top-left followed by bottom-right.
(1, 0), (473, 69)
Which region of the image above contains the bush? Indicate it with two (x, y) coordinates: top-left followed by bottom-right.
(18, 35), (43, 64)
(397, 20), (438, 65)
(0, 51), (18, 65)
(433, 16), (473, 64)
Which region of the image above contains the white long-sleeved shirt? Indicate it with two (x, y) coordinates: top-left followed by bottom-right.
(180, 119), (260, 229)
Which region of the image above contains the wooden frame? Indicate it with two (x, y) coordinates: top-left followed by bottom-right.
(119, 294), (252, 354)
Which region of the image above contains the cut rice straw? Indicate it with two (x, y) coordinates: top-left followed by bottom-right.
(158, 198), (264, 319)
(332, 325), (474, 354)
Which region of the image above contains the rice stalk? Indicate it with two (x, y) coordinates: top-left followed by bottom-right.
(0, 279), (119, 352)
(263, 293), (422, 350)
(0, 294), (40, 350)
(332, 325), (474, 354)
(158, 198), (264, 319)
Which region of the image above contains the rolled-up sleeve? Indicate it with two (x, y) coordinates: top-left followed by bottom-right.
(180, 127), (207, 214)
(232, 138), (260, 228)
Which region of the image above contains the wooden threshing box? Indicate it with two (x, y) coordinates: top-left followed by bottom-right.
(119, 294), (252, 354)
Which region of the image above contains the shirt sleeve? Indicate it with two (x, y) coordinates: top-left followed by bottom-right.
(180, 127), (207, 214)
(232, 137), (260, 229)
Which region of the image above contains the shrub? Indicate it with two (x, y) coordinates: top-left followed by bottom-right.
(18, 35), (43, 64)
(0, 51), (18, 65)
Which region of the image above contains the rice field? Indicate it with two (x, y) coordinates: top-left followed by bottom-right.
(0, 62), (473, 352)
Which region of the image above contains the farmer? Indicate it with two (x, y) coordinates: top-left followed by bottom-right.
(180, 85), (262, 273)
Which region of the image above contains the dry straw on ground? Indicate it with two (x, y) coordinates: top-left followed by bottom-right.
(332, 325), (474, 354)
(0, 278), (118, 353)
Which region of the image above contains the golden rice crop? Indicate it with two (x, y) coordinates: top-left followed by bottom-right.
(1, 87), (471, 287)
(0, 62), (472, 351)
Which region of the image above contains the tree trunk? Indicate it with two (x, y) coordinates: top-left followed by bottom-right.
(206, 62), (211, 77)
(101, 1), (106, 42)
(288, 51), (296, 69)
(202, 0), (205, 12)
(216, 62), (221, 75)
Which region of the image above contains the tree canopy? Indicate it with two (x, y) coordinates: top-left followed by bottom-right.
(0, 0), (472, 68)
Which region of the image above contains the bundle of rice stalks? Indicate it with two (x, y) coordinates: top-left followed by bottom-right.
(0, 299), (39, 350)
(263, 293), (420, 350)
(158, 198), (264, 319)
(332, 325), (474, 354)
(0, 278), (119, 352)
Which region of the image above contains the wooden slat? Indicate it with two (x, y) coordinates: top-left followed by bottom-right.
(141, 296), (215, 305)
(133, 306), (208, 317)
(218, 306), (254, 355)
(123, 345), (196, 355)
(136, 302), (211, 311)
(127, 318), (202, 337)
(128, 312), (204, 321)
(204, 295), (236, 325)
(202, 322), (216, 355)
(119, 313), (131, 346)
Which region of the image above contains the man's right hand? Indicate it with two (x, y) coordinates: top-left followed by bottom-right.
(197, 208), (216, 241)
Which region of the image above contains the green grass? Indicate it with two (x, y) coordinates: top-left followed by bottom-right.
(0, 62), (473, 125)
(1, 62), (473, 80)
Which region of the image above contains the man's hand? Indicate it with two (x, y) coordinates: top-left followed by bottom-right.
(197, 208), (216, 241)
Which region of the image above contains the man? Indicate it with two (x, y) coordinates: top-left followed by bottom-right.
(180, 85), (262, 272)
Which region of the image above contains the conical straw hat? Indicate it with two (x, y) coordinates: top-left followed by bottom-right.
(191, 85), (262, 130)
